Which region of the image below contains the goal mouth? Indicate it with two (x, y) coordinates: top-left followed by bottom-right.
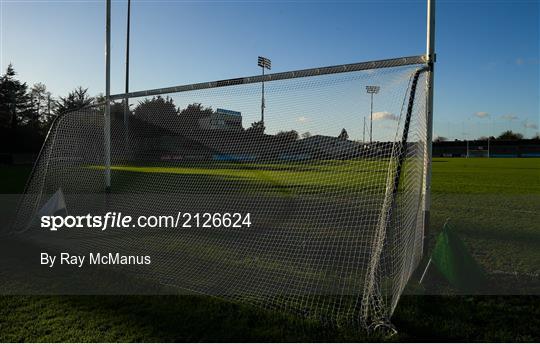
(9, 56), (429, 328)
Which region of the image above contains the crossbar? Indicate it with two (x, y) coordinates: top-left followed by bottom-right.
(110, 55), (426, 100)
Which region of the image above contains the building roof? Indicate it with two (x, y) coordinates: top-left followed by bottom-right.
(216, 108), (241, 117)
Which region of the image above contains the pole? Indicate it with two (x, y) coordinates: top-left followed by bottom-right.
(369, 93), (373, 143)
(105, 0), (111, 190)
(261, 67), (265, 125)
(124, 0), (131, 133)
(488, 117), (491, 158)
(423, 0), (435, 256)
(363, 116), (366, 142)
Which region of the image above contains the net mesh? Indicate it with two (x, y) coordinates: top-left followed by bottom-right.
(12, 61), (428, 328)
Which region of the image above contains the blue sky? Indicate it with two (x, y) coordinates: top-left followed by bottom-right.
(1, 0), (538, 139)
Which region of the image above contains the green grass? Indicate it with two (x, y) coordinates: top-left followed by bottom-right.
(429, 159), (540, 276)
(0, 158), (539, 341)
(91, 159), (392, 197)
(432, 158), (540, 194)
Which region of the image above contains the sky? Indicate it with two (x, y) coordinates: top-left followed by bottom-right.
(1, 0), (539, 140)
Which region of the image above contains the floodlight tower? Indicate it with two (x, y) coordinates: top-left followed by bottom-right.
(366, 85), (380, 143)
(487, 133), (490, 158)
(488, 116), (493, 158)
(462, 121), (470, 158)
(363, 116), (366, 142)
(258, 56), (271, 126)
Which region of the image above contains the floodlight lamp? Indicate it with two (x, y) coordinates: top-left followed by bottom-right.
(258, 56), (271, 70)
(366, 86), (380, 94)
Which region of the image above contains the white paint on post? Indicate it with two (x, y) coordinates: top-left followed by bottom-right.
(105, 0), (111, 190)
(423, 0), (436, 250)
(124, 0), (131, 133)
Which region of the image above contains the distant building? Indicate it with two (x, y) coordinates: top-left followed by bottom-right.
(198, 108), (243, 130)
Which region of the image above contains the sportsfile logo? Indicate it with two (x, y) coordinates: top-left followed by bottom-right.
(41, 212), (252, 231)
(41, 212), (133, 231)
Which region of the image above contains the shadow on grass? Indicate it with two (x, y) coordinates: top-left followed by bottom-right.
(0, 295), (370, 342)
(0, 165), (32, 194)
(2, 294), (539, 342)
(393, 295), (540, 342)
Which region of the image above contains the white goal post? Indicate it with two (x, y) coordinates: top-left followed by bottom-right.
(423, 0), (436, 259)
(13, 0), (436, 331)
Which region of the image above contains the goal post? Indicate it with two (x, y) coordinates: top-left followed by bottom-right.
(12, 0), (436, 331)
(423, 0), (436, 259)
(104, 0), (111, 191)
(13, 56), (431, 328)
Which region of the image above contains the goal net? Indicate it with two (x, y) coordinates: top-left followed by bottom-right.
(468, 145), (490, 158)
(12, 56), (429, 328)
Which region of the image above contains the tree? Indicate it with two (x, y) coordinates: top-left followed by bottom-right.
(275, 130), (299, 141)
(133, 96), (179, 129)
(434, 136), (447, 142)
(55, 87), (94, 116)
(91, 94), (130, 122)
(0, 64), (44, 156)
(497, 130), (523, 140)
(94, 93), (105, 104)
(0, 64), (33, 129)
(301, 131), (312, 139)
(338, 128), (349, 140)
(110, 101), (128, 121)
(178, 103), (213, 129)
(30, 82), (54, 125)
(246, 120), (265, 135)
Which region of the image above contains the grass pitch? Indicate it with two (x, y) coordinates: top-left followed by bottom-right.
(429, 158), (539, 278)
(0, 158), (539, 341)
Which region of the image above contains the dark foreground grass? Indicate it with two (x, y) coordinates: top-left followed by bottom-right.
(0, 165), (32, 193)
(0, 295), (538, 342)
(0, 295), (364, 342)
(0, 159), (539, 341)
